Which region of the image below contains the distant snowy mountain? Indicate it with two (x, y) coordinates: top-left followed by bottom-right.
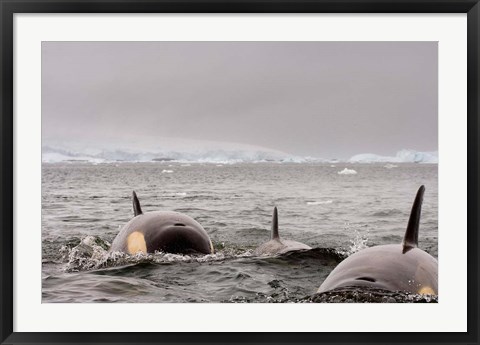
(349, 149), (438, 164)
(42, 139), (438, 164)
(41, 139), (313, 164)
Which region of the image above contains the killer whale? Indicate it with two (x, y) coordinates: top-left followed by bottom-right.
(254, 207), (312, 256)
(318, 186), (438, 295)
(110, 191), (214, 255)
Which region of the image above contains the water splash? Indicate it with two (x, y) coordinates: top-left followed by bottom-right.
(60, 235), (253, 272)
(338, 224), (369, 257)
(59, 236), (111, 272)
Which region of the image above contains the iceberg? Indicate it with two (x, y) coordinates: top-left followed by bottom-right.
(349, 149), (438, 164)
(338, 168), (357, 175)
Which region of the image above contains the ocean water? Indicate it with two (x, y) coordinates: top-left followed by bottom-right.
(42, 162), (438, 303)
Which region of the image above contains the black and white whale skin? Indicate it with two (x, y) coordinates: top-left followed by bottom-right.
(318, 186), (438, 295)
(110, 192), (214, 255)
(254, 207), (312, 256)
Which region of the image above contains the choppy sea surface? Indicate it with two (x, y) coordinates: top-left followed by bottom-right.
(42, 162), (438, 303)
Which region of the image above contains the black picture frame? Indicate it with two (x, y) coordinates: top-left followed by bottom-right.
(1, 1), (479, 344)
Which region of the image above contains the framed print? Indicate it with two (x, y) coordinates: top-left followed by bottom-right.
(1, 0), (479, 344)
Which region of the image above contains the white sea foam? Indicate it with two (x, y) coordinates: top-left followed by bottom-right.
(306, 200), (333, 205)
(162, 169), (174, 173)
(338, 168), (357, 175)
(60, 235), (249, 272)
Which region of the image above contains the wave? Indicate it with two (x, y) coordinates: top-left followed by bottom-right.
(59, 235), (346, 273)
(370, 208), (402, 217)
(225, 287), (437, 303)
(311, 287), (437, 303)
(55, 235), (436, 303)
(60, 236), (254, 273)
(306, 200), (333, 205)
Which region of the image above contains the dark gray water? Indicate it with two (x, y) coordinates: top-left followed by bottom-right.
(42, 162), (438, 303)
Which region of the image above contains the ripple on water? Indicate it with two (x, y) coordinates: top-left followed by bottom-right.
(42, 163), (438, 303)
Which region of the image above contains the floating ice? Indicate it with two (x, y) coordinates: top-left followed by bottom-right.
(338, 168), (357, 175)
(162, 169), (174, 173)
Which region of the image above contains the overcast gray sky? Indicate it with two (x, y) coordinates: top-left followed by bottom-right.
(42, 41), (437, 159)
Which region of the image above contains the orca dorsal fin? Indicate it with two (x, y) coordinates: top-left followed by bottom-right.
(402, 185), (425, 253)
(271, 207), (279, 240)
(132, 191), (143, 216)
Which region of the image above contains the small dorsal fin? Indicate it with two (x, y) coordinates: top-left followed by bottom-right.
(132, 191), (143, 216)
(402, 185), (425, 253)
(271, 207), (279, 240)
